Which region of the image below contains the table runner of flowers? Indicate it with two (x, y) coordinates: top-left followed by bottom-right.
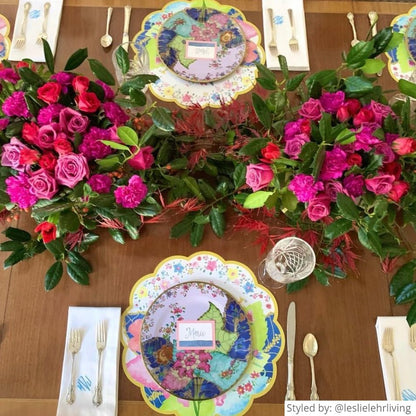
(1, 30), (416, 325)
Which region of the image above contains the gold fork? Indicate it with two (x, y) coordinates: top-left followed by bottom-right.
(267, 8), (278, 55)
(14, 2), (31, 49)
(92, 321), (107, 407)
(287, 9), (299, 51)
(382, 327), (401, 400)
(36, 2), (51, 45)
(66, 328), (82, 405)
(410, 324), (416, 352)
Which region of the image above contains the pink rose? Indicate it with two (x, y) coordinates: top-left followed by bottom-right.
(128, 146), (154, 170)
(388, 181), (410, 202)
(59, 107), (89, 136)
(35, 123), (59, 149)
(75, 91), (101, 113)
(245, 163), (274, 192)
(370, 100), (393, 124)
(1, 137), (28, 171)
(72, 76), (90, 94)
(28, 169), (58, 199)
(365, 174), (395, 195)
(307, 194), (331, 221)
(37, 82), (61, 104)
(55, 153), (89, 187)
(298, 98), (323, 121)
(284, 134), (310, 159)
(392, 137), (416, 155)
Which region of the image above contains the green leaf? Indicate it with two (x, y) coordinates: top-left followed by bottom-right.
(0, 241), (24, 251)
(66, 262), (90, 285)
(79, 233), (99, 252)
(183, 176), (204, 200)
(209, 207), (226, 237)
(18, 67), (44, 86)
(287, 277), (309, 293)
(255, 62), (277, 83)
(108, 228), (125, 244)
(278, 55), (289, 79)
(198, 180), (216, 200)
(257, 77), (278, 90)
(88, 81), (105, 101)
(239, 138), (269, 156)
(243, 191), (273, 209)
(152, 107), (175, 131)
(117, 126), (138, 146)
(286, 73), (306, 91)
(199, 302), (238, 354)
(357, 228), (383, 257)
(115, 45), (129, 75)
(281, 190), (298, 211)
(390, 260), (416, 296)
(3, 227), (31, 242)
(42, 38), (55, 73)
(96, 155), (121, 170)
(335, 128), (356, 145)
(345, 40), (375, 69)
(100, 140), (130, 151)
(233, 164), (246, 188)
(129, 89), (147, 107)
(385, 32), (404, 53)
(306, 70), (337, 91)
(88, 58), (115, 86)
(64, 48), (88, 71)
(372, 27), (394, 55)
(396, 282), (416, 304)
(44, 261), (63, 291)
(337, 193), (360, 221)
(312, 145), (325, 179)
(59, 210), (80, 233)
(190, 222), (204, 247)
(344, 76), (374, 96)
(67, 251), (92, 273)
(360, 58), (385, 74)
(4, 249), (26, 268)
(45, 238), (65, 260)
(314, 268), (330, 286)
(170, 214), (196, 239)
(324, 218), (353, 240)
(319, 112), (332, 141)
(406, 301), (416, 326)
(398, 79), (416, 100)
(252, 93), (272, 129)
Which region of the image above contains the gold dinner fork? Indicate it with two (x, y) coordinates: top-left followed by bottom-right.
(382, 327), (401, 400)
(287, 9), (299, 51)
(66, 328), (82, 405)
(92, 321), (107, 407)
(410, 324), (416, 352)
(36, 2), (51, 45)
(14, 2), (31, 49)
(267, 8), (278, 55)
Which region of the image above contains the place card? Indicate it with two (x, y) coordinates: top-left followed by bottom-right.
(176, 320), (216, 350)
(185, 40), (217, 60)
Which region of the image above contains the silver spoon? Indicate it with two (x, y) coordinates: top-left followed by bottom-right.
(303, 333), (319, 400)
(100, 7), (113, 48)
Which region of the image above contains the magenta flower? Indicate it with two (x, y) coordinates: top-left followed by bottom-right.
(319, 91), (345, 113)
(51, 71), (75, 93)
(365, 174), (395, 195)
(0, 118), (9, 130)
(2, 91), (31, 118)
(324, 180), (345, 202)
(370, 100), (393, 125)
(353, 126), (380, 152)
(288, 174), (324, 203)
(114, 175), (147, 208)
(245, 163), (274, 192)
(102, 102), (129, 126)
(319, 147), (349, 181)
(59, 107), (89, 137)
(88, 174), (112, 193)
(96, 80), (115, 100)
(128, 146), (154, 170)
(55, 153), (89, 187)
(78, 127), (114, 160)
(298, 98), (323, 121)
(5, 173), (38, 209)
(284, 133), (310, 159)
(28, 169), (58, 200)
(172, 350), (212, 378)
(307, 193), (331, 221)
(343, 174), (365, 197)
(35, 123), (60, 149)
(0, 68), (20, 84)
(37, 104), (66, 125)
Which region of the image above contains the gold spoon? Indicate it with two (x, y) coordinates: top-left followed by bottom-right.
(303, 333), (319, 400)
(100, 7), (113, 48)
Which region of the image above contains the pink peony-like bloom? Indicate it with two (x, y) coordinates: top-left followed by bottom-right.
(55, 153), (89, 187)
(298, 98), (323, 121)
(319, 91), (345, 113)
(51, 71), (75, 93)
(370, 100), (393, 125)
(35, 123), (60, 149)
(128, 146), (154, 170)
(88, 174), (112, 194)
(365, 174), (395, 195)
(37, 82), (62, 104)
(2, 91), (31, 118)
(78, 127), (114, 160)
(392, 137), (416, 155)
(96, 80), (115, 100)
(324, 180), (345, 202)
(114, 175), (147, 208)
(343, 174), (365, 197)
(0, 68), (20, 84)
(388, 181), (410, 202)
(353, 126), (380, 152)
(319, 147), (349, 181)
(37, 103), (65, 125)
(284, 133), (310, 159)
(5, 173), (38, 209)
(307, 193), (331, 221)
(102, 102), (129, 126)
(59, 107), (89, 136)
(288, 174), (324, 203)
(1, 137), (29, 171)
(375, 142), (396, 164)
(245, 163), (274, 192)
(0, 118), (9, 130)
(28, 169), (58, 199)
(284, 118), (311, 138)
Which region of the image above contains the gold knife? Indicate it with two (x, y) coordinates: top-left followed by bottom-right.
(285, 301), (296, 400)
(122, 5), (132, 51)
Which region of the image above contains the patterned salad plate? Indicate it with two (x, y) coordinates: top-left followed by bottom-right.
(121, 252), (284, 416)
(133, 0), (264, 108)
(0, 14), (11, 61)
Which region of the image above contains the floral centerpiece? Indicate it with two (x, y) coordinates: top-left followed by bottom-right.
(1, 30), (416, 325)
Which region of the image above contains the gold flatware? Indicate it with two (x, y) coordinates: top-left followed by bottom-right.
(347, 12), (359, 47)
(267, 8), (278, 55)
(36, 2), (51, 45)
(122, 5), (132, 51)
(66, 328), (82, 405)
(287, 9), (299, 51)
(368, 11), (382, 76)
(382, 327), (401, 400)
(92, 321), (107, 407)
(14, 2), (31, 49)
(303, 333), (319, 400)
(410, 324), (416, 352)
(100, 7), (113, 48)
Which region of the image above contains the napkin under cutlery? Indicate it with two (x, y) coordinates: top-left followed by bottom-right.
(375, 317), (416, 401)
(56, 307), (121, 416)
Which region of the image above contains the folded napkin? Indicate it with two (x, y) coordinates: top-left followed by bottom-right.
(9, 0), (63, 62)
(262, 0), (310, 71)
(56, 307), (121, 416)
(375, 317), (416, 400)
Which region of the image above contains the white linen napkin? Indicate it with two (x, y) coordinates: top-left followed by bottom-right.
(56, 307), (121, 416)
(375, 316), (416, 400)
(262, 0), (310, 71)
(9, 0), (63, 62)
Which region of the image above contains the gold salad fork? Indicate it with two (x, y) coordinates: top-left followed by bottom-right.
(66, 328), (82, 405)
(92, 321), (107, 407)
(267, 8), (278, 55)
(410, 324), (416, 352)
(36, 2), (51, 45)
(382, 327), (401, 400)
(287, 9), (299, 51)
(14, 2), (31, 49)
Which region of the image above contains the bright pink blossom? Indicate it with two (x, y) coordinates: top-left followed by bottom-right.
(55, 153), (89, 187)
(245, 163), (274, 192)
(288, 174), (323, 203)
(365, 174), (395, 195)
(28, 169), (58, 199)
(307, 194), (331, 221)
(128, 146), (154, 170)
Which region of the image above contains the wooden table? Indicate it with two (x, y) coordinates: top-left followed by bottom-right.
(0, 1), (411, 414)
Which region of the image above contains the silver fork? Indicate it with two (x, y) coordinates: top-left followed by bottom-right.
(382, 327), (401, 400)
(92, 321), (107, 407)
(287, 9), (299, 51)
(410, 324), (416, 352)
(66, 328), (82, 405)
(36, 2), (51, 45)
(267, 8), (278, 55)
(14, 2), (31, 49)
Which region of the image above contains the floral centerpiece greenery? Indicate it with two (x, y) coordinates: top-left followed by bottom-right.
(1, 30), (416, 324)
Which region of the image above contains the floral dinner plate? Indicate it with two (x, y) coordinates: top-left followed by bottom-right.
(0, 14), (11, 61)
(121, 252), (284, 416)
